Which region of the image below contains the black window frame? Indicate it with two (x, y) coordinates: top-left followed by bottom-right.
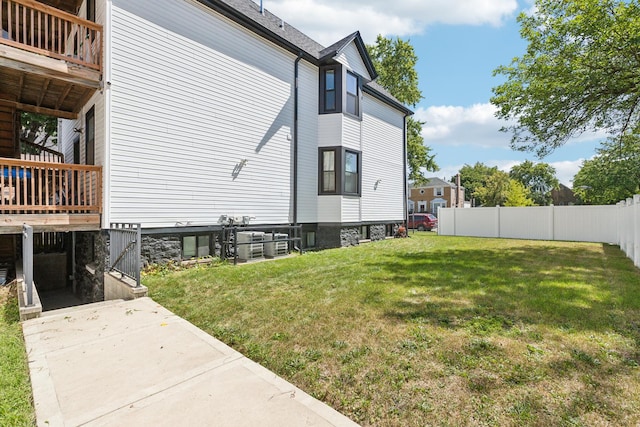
(345, 71), (361, 118)
(87, 0), (96, 22)
(319, 65), (342, 114)
(318, 147), (362, 197)
(85, 106), (95, 165)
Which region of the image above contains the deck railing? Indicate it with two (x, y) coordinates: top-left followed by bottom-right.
(20, 140), (64, 163)
(1, 158), (102, 214)
(0, 0), (102, 71)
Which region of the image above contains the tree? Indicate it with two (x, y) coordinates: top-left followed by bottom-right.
(20, 112), (57, 148)
(475, 171), (534, 207)
(504, 180), (536, 207)
(573, 134), (640, 204)
(491, 0), (640, 157)
(367, 35), (438, 183)
(509, 160), (559, 205)
(456, 162), (499, 206)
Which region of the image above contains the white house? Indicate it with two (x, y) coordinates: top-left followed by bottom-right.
(1, 0), (411, 301)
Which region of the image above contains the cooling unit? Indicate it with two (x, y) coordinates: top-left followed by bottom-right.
(264, 233), (288, 258)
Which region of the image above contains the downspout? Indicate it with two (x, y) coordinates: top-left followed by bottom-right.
(293, 53), (303, 227)
(403, 114), (409, 228)
(103, 0), (113, 228)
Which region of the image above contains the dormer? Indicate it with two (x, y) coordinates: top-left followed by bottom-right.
(318, 32), (377, 119)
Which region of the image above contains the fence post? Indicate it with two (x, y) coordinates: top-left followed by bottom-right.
(617, 201), (625, 251)
(22, 224), (33, 306)
(549, 204), (555, 241)
(136, 224), (142, 287)
(633, 195), (640, 268)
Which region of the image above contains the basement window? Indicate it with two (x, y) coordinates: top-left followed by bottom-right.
(182, 235), (211, 259)
(305, 231), (316, 248)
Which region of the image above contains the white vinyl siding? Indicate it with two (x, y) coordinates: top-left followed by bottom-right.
(335, 42), (371, 80)
(59, 118), (79, 163)
(296, 61), (319, 223)
(342, 115), (361, 151)
(342, 197), (360, 222)
(59, 92), (104, 166)
(318, 114), (342, 147)
(361, 94), (405, 222)
(317, 195), (342, 223)
(108, 0), (295, 228)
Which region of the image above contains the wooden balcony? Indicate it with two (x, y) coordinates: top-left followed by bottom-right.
(1, 157), (102, 233)
(0, 0), (102, 119)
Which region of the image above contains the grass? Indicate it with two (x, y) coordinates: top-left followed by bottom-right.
(144, 233), (640, 426)
(0, 285), (35, 426)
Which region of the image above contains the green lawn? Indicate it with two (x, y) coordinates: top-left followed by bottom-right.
(145, 233), (640, 426)
(0, 285), (35, 426)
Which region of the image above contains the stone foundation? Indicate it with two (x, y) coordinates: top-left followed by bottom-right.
(340, 227), (360, 247)
(141, 235), (182, 267)
(369, 225), (386, 241)
(75, 231), (108, 303)
(315, 223), (397, 249)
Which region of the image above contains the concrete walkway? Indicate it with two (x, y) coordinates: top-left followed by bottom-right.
(22, 297), (359, 427)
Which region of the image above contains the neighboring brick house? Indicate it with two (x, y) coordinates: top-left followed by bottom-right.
(551, 184), (577, 206)
(409, 177), (465, 215)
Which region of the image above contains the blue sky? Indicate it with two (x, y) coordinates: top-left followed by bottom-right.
(258, 0), (605, 186)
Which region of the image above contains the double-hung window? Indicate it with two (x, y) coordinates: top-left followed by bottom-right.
(321, 150), (336, 193)
(344, 150), (359, 194)
(319, 147), (361, 196)
(346, 71), (360, 117)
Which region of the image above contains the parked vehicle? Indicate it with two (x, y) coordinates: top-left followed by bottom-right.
(408, 213), (438, 231)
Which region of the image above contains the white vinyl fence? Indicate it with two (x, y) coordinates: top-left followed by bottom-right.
(438, 194), (640, 268)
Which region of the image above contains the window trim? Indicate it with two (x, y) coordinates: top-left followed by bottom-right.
(434, 187), (444, 197)
(318, 147), (362, 197)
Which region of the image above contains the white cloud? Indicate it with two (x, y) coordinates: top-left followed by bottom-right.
(257, 0), (518, 44)
(417, 103), (512, 149)
(548, 159), (586, 187)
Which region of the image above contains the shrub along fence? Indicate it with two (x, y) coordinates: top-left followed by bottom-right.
(438, 194), (640, 268)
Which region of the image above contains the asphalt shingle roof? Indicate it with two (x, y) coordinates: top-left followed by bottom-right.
(197, 0), (411, 114)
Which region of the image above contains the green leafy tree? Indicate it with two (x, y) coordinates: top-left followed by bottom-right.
(509, 160), (559, 205)
(475, 171), (534, 207)
(492, 0), (640, 157)
(367, 35), (438, 183)
(20, 112), (57, 148)
(504, 180), (535, 207)
(456, 162), (499, 206)
(573, 134), (640, 204)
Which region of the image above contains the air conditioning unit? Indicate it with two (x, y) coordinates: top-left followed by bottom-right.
(236, 231), (264, 261)
(264, 233), (288, 258)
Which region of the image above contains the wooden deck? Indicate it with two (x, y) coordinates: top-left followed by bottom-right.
(0, 0), (102, 119)
(1, 158), (102, 233)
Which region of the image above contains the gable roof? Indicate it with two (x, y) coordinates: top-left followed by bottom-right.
(319, 31), (378, 80)
(196, 0), (410, 114)
(411, 177), (462, 189)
